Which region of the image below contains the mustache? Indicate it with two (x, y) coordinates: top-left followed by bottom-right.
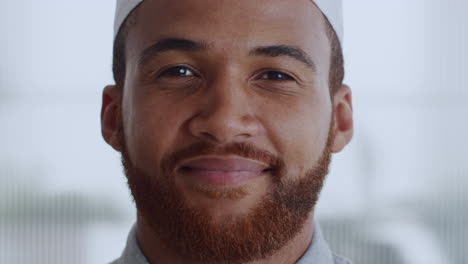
(161, 141), (285, 179)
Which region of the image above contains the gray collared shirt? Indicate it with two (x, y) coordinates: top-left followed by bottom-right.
(110, 222), (352, 264)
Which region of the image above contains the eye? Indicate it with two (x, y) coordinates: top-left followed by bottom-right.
(260, 71), (294, 81)
(160, 66), (196, 77)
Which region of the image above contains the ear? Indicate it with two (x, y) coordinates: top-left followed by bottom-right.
(101, 85), (123, 152)
(331, 84), (354, 153)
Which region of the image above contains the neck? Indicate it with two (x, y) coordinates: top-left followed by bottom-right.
(136, 213), (315, 264)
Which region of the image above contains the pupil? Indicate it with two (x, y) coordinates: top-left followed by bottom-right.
(174, 67), (186, 75)
(264, 72), (288, 80)
(165, 66), (192, 76)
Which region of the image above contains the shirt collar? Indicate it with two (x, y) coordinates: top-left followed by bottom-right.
(115, 224), (148, 264)
(296, 221), (335, 264)
(113, 221), (335, 264)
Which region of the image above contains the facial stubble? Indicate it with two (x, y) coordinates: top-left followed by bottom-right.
(120, 122), (335, 264)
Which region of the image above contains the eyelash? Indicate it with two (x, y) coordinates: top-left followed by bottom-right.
(157, 65), (296, 83)
(257, 71), (294, 81)
(159, 65), (199, 78)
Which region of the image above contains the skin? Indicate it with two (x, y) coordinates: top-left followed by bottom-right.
(101, 0), (353, 263)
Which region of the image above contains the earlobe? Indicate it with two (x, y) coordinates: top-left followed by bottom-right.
(331, 84), (354, 153)
(101, 85), (123, 152)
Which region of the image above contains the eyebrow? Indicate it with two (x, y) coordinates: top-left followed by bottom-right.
(250, 45), (317, 71)
(138, 38), (316, 72)
(138, 38), (208, 66)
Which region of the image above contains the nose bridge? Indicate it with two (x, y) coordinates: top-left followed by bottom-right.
(188, 72), (261, 143)
(208, 74), (248, 117)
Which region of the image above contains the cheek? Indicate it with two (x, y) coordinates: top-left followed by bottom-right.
(122, 92), (186, 169)
(262, 97), (331, 178)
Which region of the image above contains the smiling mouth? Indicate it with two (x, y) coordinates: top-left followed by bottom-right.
(180, 167), (272, 173)
(179, 167), (271, 186)
(177, 157), (272, 186)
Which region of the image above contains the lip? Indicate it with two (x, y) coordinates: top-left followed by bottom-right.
(177, 157), (269, 186)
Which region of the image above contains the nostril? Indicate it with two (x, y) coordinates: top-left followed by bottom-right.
(180, 166), (192, 172)
(199, 132), (219, 143)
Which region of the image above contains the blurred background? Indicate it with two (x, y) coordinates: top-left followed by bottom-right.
(1, 0), (467, 263)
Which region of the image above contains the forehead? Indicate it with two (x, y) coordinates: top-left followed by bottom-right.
(125, 0), (330, 69)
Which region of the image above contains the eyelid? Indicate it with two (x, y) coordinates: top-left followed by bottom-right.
(157, 64), (201, 78)
(260, 71), (294, 80)
(251, 68), (299, 82)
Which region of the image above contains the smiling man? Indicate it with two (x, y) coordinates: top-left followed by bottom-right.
(102, 0), (353, 263)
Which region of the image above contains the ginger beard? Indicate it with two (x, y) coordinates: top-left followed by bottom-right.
(120, 119), (335, 263)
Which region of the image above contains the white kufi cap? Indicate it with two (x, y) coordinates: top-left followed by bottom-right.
(114, 0), (343, 44)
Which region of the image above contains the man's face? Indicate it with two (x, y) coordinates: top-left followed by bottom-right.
(102, 0), (353, 262)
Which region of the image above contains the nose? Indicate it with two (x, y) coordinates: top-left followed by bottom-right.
(187, 78), (262, 144)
